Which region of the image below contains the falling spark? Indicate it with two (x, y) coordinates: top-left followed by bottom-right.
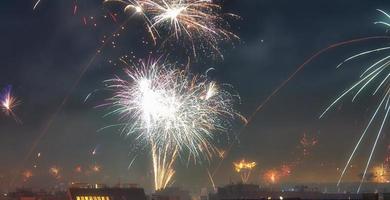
(207, 168), (216, 192)
(152, 142), (177, 190)
(320, 9), (390, 193)
(33, 0), (41, 10)
(233, 159), (256, 183)
(105, 58), (243, 190)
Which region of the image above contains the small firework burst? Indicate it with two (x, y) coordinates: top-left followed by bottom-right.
(1, 86), (19, 116)
(264, 169), (280, 184)
(49, 166), (61, 179)
(233, 159), (256, 183)
(22, 170), (33, 182)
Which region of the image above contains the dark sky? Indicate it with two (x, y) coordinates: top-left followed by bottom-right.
(1, 0), (390, 193)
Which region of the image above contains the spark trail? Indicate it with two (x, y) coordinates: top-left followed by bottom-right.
(320, 9), (390, 193)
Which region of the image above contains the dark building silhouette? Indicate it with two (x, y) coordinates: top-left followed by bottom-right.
(151, 187), (191, 200)
(208, 183), (377, 200)
(3, 189), (67, 200)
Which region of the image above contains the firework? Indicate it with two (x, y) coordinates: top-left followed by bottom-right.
(33, 0), (42, 10)
(91, 164), (101, 173)
(0, 85), (21, 123)
(75, 165), (82, 173)
(371, 164), (390, 183)
(22, 170), (33, 182)
(104, 0), (239, 57)
(152, 142), (177, 190)
(49, 166), (61, 179)
(106, 58), (242, 190)
(264, 169), (280, 184)
(300, 133), (318, 156)
(106, 58), (241, 160)
(233, 159), (256, 183)
(320, 9), (390, 192)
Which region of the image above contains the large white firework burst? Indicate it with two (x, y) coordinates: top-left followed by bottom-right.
(105, 58), (243, 190)
(107, 58), (241, 159)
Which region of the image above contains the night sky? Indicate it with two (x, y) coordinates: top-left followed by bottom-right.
(1, 0), (390, 193)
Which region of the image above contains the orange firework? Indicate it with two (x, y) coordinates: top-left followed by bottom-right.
(91, 165), (101, 173)
(264, 169), (280, 184)
(372, 165), (390, 183)
(233, 159), (256, 183)
(22, 170), (33, 182)
(75, 165), (82, 173)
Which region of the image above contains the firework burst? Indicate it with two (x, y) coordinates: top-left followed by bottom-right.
(104, 0), (239, 58)
(233, 159), (256, 183)
(22, 170), (33, 182)
(49, 166), (61, 179)
(320, 9), (390, 192)
(264, 169), (280, 184)
(0, 85), (21, 123)
(106, 58), (243, 190)
(371, 164), (390, 183)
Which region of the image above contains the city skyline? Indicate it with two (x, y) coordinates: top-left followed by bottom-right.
(1, 0), (390, 192)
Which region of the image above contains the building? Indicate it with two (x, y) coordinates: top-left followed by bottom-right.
(209, 183), (376, 200)
(151, 187), (191, 200)
(67, 185), (146, 200)
(4, 189), (67, 200)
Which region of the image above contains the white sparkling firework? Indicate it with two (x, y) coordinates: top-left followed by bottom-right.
(320, 9), (390, 193)
(104, 0), (239, 57)
(106, 58), (243, 190)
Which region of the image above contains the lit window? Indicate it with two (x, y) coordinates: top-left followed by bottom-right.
(97, 197), (101, 200)
(106, 196), (110, 200)
(76, 197), (81, 200)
